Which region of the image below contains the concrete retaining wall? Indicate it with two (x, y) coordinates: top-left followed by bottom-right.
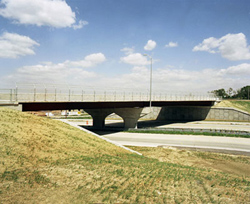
(0, 103), (22, 111)
(206, 107), (250, 121)
(108, 107), (162, 120)
(140, 107), (162, 120)
(155, 106), (250, 122)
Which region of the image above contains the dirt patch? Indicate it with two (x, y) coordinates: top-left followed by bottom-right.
(209, 160), (250, 177)
(130, 146), (250, 177)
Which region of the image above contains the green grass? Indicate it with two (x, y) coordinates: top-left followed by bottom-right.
(126, 129), (250, 138)
(230, 100), (250, 113)
(216, 100), (250, 113)
(0, 107), (250, 203)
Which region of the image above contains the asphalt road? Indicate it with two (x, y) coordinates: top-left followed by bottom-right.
(68, 119), (250, 155)
(102, 132), (250, 155)
(72, 119), (250, 132)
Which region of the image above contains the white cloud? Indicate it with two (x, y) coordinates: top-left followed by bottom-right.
(218, 63), (250, 76)
(150, 64), (249, 92)
(84, 53), (106, 64)
(99, 62), (250, 93)
(144, 40), (156, 51)
(0, 32), (39, 58)
(193, 37), (219, 54)
(165, 42), (178, 48)
(3, 53), (106, 84)
(1, 48), (249, 93)
(0, 0), (87, 29)
(120, 53), (149, 66)
(2, 61), (249, 93)
(120, 47), (135, 55)
(193, 33), (250, 61)
(66, 53), (106, 68)
(72, 20), (89, 30)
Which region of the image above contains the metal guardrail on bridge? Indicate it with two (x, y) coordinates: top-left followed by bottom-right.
(0, 84), (221, 103)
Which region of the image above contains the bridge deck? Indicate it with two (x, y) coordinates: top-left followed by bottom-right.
(20, 100), (215, 111)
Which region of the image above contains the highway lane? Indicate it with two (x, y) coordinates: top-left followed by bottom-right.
(102, 132), (250, 155)
(156, 121), (250, 132)
(68, 119), (250, 154)
(71, 119), (250, 132)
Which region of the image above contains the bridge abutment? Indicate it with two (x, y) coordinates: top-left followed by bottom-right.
(156, 106), (250, 122)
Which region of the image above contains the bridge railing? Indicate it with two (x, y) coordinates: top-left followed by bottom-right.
(0, 85), (221, 103)
(0, 89), (15, 103)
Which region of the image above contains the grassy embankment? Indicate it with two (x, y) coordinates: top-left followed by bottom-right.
(215, 100), (250, 113)
(0, 107), (250, 203)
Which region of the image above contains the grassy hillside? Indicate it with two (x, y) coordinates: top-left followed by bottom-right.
(1, 108), (250, 203)
(215, 100), (250, 113)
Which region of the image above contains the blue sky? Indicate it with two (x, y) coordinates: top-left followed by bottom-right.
(0, 0), (250, 93)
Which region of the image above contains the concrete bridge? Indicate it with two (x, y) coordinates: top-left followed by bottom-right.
(20, 100), (216, 129)
(0, 85), (220, 129)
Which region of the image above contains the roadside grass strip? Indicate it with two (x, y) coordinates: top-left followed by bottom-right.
(126, 128), (250, 138)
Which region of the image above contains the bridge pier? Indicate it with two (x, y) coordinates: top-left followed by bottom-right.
(84, 107), (143, 129)
(115, 108), (143, 129)
(84, 109), (114, 129)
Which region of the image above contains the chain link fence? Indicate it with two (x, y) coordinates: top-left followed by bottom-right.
(0, 84), (220, 103)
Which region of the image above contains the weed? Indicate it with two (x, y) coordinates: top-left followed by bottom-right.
(115, 169), (124, 176)
(1, 170), (19, 182)
(110, 185), (118, 192)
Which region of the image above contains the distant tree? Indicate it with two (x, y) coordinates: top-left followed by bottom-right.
(227, 87), (234, 98)
(211, 86), (250, 99)
(211, 88), (229, 99)
(234, 86), (250, 99)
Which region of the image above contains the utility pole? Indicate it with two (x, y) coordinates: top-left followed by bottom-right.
(143, 54), (153, 108)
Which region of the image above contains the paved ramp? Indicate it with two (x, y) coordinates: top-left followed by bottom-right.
(102, 132), (250, 155)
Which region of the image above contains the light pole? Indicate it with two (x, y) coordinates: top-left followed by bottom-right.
(144, 54), (153, 108)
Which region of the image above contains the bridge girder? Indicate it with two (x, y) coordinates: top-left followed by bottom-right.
(20, 101), (215, 112)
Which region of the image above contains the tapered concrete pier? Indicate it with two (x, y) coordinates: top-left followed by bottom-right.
(85, 107), (143, 129)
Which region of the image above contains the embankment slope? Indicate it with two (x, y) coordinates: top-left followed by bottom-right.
(215, 100), (250, 113)
(0, 108), (249, 203)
